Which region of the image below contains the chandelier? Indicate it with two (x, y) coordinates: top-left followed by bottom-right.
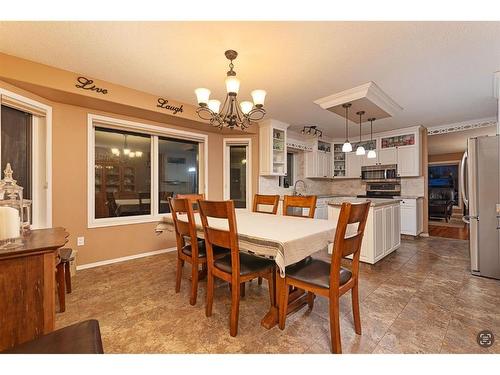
(301, 125), (323, 137)
(111, 135), (143, 158)
(194, 50), (266, 130)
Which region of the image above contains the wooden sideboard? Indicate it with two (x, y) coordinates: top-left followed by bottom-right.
(0, 228), (69, 351)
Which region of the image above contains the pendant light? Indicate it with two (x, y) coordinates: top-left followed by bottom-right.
(342, 103), (352, 152)
(367, 118), (377, 159)
(355, 111), (366, 156)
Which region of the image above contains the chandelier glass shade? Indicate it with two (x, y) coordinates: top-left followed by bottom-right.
(367, 117), (377, 159)
(342, 103), (352, 152)
(195, 50), (266, 130)
(110, 135), (143, 158)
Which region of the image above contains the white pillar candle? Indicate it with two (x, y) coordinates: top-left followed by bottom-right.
(0, 206), (21, 241)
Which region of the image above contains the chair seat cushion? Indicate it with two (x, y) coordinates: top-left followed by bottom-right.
(58, 248), (74, 263)
(286, 258), (352, 289)
(2, 319), (104, 354)
(181, 240), (228, 258)
(214, 252), (274, 276)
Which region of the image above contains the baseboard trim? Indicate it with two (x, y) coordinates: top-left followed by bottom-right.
(76, 247), (177, 270)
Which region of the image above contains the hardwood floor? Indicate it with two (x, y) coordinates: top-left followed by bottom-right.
(429, 224), (469, 240)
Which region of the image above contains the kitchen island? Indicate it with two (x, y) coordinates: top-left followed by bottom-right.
(328, 197), (401, 264)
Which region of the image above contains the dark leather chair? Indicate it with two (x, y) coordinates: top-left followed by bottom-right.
(1, 320), (104, 354)
(429, 187), (454, 222)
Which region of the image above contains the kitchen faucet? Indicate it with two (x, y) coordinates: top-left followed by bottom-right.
(293, 179), (306, 196)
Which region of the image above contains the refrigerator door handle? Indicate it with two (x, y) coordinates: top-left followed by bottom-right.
(460, 151), (468, 209)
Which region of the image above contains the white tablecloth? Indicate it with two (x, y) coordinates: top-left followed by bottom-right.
(155, 210), (336, 277)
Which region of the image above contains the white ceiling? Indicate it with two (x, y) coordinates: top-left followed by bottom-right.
(427, 125), (497, 155)
(1, 21), (499, 137)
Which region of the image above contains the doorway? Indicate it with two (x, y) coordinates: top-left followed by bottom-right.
(223, 139), (252, 209)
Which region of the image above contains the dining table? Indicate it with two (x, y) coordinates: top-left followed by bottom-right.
(156, 209), (337, 328)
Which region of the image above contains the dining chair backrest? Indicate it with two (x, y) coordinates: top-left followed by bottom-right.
(330, 201), (370, 288)
(283, 195), (317, 218)
(252, 194), (280, 214)
(106, 192), (118, 217)
(177, 193), (205, 211)
(198, 200), (240, 274)
(168, 197), (199, 255)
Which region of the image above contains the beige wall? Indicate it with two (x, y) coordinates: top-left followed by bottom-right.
(428, 152), (463, 163)
(0, 56), (259, 267)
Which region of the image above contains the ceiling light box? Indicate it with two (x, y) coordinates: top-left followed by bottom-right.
(314, 81), (403, 122)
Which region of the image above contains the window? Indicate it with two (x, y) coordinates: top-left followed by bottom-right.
(158, 137), (199, 214)
(1, 105), (32, 199)
(0, 90), (52, 230)
(94, 128), (152, 219)
(279, 152), (295, 188)
(88, 114), (207, 227)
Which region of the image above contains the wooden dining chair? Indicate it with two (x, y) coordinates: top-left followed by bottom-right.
(198, 199), (275, 337)
(278, 201), (370, 354)
(169, 197), (225, 306)
(283, 195), (317, 218)
(252, 194), (279, 285)
(252, 194), (280, 214)
(176, 193), (205, 211)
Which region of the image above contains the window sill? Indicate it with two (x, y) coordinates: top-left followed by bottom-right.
(88, 214), (170, 229)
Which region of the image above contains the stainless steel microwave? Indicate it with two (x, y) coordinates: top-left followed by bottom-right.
(361, 164), (399, 182)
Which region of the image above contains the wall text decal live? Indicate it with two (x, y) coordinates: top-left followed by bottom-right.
(75, 76), (108, 94)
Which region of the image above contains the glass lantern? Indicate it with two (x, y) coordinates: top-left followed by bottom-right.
(0, 163), (29, 248)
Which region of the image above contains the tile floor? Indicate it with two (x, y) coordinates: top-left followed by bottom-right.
(56, 236), (500, 354)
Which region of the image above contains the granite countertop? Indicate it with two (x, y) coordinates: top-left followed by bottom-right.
(398, 195), (424, 199)
(327, 196), (401, 207)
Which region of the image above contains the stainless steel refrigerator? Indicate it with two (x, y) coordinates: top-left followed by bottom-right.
(461, 135), (500, 279)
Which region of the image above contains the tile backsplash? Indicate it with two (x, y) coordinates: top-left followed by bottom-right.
(259, 151), (425, 197)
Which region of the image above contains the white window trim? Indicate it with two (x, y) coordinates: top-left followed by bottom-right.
(88, 114), (208, 228)
(223, 138), (252, 210)
(0, 88), (52, 229)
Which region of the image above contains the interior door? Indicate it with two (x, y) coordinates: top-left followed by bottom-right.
(225, 144), (249, 209)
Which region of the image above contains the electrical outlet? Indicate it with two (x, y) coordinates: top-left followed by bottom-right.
(77, 237), (85, 246)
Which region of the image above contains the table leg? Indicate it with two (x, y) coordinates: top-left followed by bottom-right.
(260, 266), (281, 329)
(260, 269), (313, 330)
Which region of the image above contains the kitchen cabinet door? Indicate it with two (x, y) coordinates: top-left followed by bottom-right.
(305, 151), (316, 178)
(393, 205), (401, 248)
(378, 148), (397, 165)
(346, 152), (362, 178)
(362, 155), (377, 167)
(383, 206), (393, 253)
(373, 208), (385, 259)
(397, 146), (419, 177)
(400, 206), (415, 235)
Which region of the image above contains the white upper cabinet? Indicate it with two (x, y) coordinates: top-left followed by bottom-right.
(377, 148), (397, 165)
(259, 119), (290, 176)
(396, 146), (419, 177)
(379, 129), (421, 177)
(305, 139), (333, 178)
(345, 152), (362, 178)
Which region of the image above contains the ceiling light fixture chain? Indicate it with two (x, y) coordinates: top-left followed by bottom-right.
(367, 117), (377, 159)
(195, 50), (266, 130)
(342, 103), (352, 152)
(355, 110), (366, 156)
